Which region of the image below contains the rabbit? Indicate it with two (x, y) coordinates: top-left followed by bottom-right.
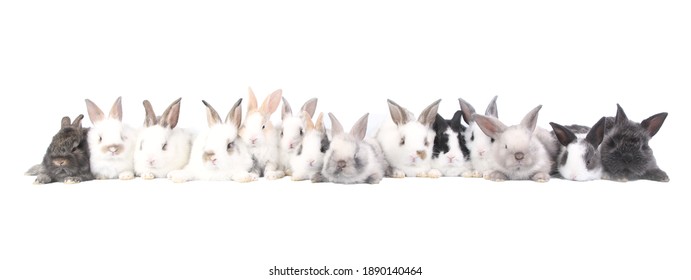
(549, 117), (606, 181)
(278, 96), (318, 176)
(473, 105), (559, 182)
(168, 99), (257, 183)
(289, 112), (330, 181)
(239, 88), (285, 180)
(134, 98), (192, 179)
(32, 115), (94, 184)
(312, 113), (387, 184)
(375, 99), (442, 178)
(431, 111), (472, 176)
(84, 97), (137, 180)
(458, 96), (499, 178)
(600, 104), (669, 182)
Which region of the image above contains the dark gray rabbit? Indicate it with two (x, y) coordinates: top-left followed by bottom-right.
(600, 104), (669, 182)
(32, 115), (94, 184)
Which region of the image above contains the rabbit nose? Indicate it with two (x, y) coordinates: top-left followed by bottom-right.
(309, 160), (315, 167)
(478, 150), (485, 156)
(416, 150), (427, 160)
(250, 138), (257, 144)
(52, 159), (67, 166)
(148, 159), (155, 166)
(337, 160), (346, 169)
(204, 152), (216, 162)
(514, 152), (524, 160)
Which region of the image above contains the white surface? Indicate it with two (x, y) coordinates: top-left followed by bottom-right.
(1, 0), (689, 279)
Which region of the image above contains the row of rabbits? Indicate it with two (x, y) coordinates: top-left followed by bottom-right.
(27, 89), (669, 184)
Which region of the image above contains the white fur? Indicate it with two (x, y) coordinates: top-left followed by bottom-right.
(377, 121), (437, 177)
(431, 127), (472, 176)
(134, 126), (192, 179)
(465, 122), (496, 177)
(290, 129), (326, 181)
(490, 127), (552, 180)
(241, 113), (282, 178)
(321, 136), (385, 184)
(278, 116), (303, 173)
(558, 137), (603, 181)
(88, 119), (137, 180)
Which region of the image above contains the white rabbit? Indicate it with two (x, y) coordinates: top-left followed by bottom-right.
(473, 105), (559, 182)
(458, 96), (499, 178)
(85, 97), (137, 180)
(134, 98), (192, 179)
(239, 88), (285, 179)
(169, 99), (257, 183)
(431, 111), (473, 176)
(549, 118), (606, 181)
(290, 112), (329, 181)
(278, 97), (318, 176)
(375, 99), (442, 178)
(312, 113), (387, 184)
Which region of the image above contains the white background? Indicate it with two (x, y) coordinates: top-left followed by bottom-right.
(1, 0), (689, 279)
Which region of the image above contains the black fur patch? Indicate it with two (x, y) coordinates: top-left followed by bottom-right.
(320, 135), (330, 153)
(560, 150), (568, 166)
(432, 111), (469, 160)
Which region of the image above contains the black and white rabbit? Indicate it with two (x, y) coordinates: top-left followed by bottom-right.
(32, 115), (94, 184)
(431, 111), (472, 176)
(600, 104), (669, 182)
(458, 96), (499, 178)
(549, 117), (606, 181)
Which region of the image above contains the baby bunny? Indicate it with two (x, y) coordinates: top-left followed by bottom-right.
(85, 97), (136, 180)
(549, 117), (606, 181)
(33, 115), (94, 184)
(458, 96), (499, 178)
(474, 105), (558, 182)
(431, 111), (472, 176)
(289, 112), (330, 181)
(169, 99), (257, 183)
(375, 99), (442, 178)
(239, 88), (285, 179)
(312, 113), (387, 184)
(600, 104), (669, 182)
(279, 97), (318, 175)
(134, 98), (192, 179)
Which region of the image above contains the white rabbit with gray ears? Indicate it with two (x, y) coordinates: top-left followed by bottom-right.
(458, 96), (499, 178)
(375, 99), (442, 178)
(239, 88), (285, 179)
(278, 96), (318, 176)
(84, 97), (137, 180)
(169, 99), (257, 183)
(473, 105), (559, 182)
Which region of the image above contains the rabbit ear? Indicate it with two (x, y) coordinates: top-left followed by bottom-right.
(350, 113), (369, 140)
(328, 113), (344, 136)
(142, 100), (157, 127)
(61, 116), (71, 128)
(418, 99), (441, 127)
(586, 117), (607, 148)
(315, 112), (325, 133)
(387, 99), (409, 126)
(281, 96), (292, 120)
(85, 99), (105, 124)
(72, 114), (84, 129)
(260, 89), (282, 115)
(458, 98), (476, 125)
(226, 98), (243, 129)
(549, 122), (577, 146)
(520, 105), (542, 132)
(473, 114), (506, 139)
(485, 95), (499, 118)
(202, 100), (222, 127)
(302, 111), (315, 132)
(109, 96), (123, 121)
(641, 112), (668, 138)
(300, 98), (318, 118)
(615, 104), (629, 125)
(160, 98), (182, 129)
(247, 87), (258, 111)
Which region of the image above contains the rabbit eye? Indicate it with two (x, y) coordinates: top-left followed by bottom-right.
(162, 143), (168, 151)
(490, 138), (495, 143)
(607, 139), (616, 148)
(262, 124), (266, 130)
(299, 129), (304, 136)
(400, 137), (405, 146)
(505, 144), (508, 149)
(227, 142), (234, 150)
(424, 139), (429, 147)
(280, 130), (284, 137)
(72, 147), (78, 152)
(98, 136), (103, 143)
(470, 132), (474, 141)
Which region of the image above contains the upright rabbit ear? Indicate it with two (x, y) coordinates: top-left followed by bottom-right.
(450, 110), (464, 129)
(586, 117), (607, 148)
(226, 98), (243, 130)
(202, 100), (222, 127)
(302, 111), (315, 132)
(418, 99), (441, 128)
(328, 112), (344, 136)
(485, 95), (499, 118)
(300, 98), (318, 118)
(160, 98), (182, 129)
(520, 105), (542, 133)
(615, 104), (629, 125)
(72, 114), (84, 129)
(458, 97), (476, 125)
(350, 113), (369, 140)
(260, 89), (282, 115)
(281, 96), (292, 120)
(109, 96), (123, 121)
(474, 114), (506, 139)
(247, 87), (258, 112)
(641, 112), (668, 138)
(315, 112), (325, 133)
(143, 100), (157, 127)
(387, 99), (409, 126)
(85, 99), (104, 124)
(549, 122), (577, 146)
(61, 116), (71, 128)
